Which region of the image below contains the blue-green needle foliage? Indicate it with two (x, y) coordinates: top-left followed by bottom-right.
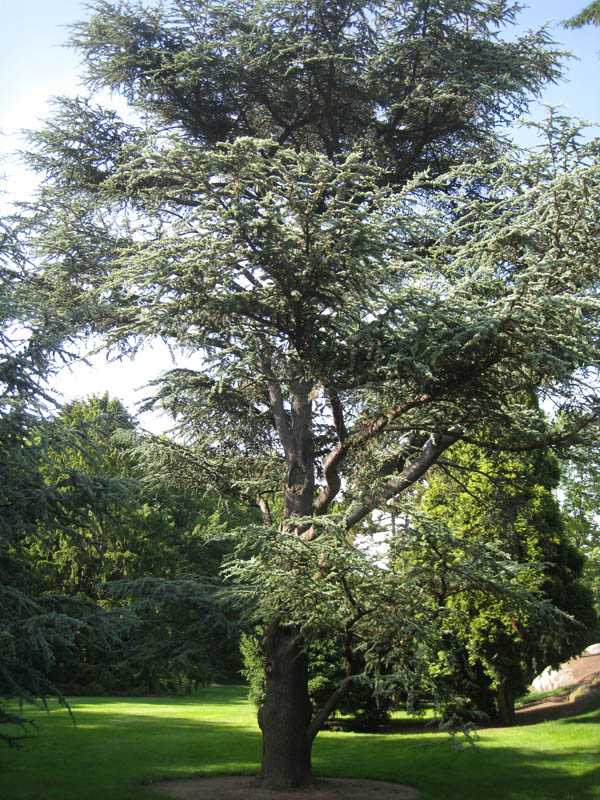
(565, 1), (600, 27)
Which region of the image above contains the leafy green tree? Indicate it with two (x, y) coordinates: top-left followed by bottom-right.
(419, 442), (596, 725)
(21, 0), (600, 787)
(21, 394), (232, 595)
(14, 394), (139, 600)
(13, 393), (253, 693)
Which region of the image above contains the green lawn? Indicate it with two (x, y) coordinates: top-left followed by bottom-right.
(1, 687), (599, 800)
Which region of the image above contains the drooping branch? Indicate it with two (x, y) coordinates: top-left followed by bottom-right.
(452, 413), (600, 454)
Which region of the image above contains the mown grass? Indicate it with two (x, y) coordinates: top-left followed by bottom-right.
(1, 686), (599, 800)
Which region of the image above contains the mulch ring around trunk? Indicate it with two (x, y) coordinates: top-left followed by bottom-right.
(146, 776), (421, 799)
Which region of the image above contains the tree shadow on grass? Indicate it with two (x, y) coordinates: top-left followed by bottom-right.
(559, 694), (600, 725)
(3, 698), (599, 800)
(312, 722), (600, 800)
(0, 711), (264, 800)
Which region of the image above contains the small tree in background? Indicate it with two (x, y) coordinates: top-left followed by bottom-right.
(418, 441), (596, 725)
(560, 450), (600, 634)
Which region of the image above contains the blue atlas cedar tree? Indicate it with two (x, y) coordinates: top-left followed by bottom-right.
(21, 0), (600, 788)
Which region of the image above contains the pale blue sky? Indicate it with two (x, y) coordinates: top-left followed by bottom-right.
(1, 1), (598, 424)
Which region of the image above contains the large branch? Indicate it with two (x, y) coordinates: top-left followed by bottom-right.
(283, 380), (315, 520)
(455, 418), (600, 453)
(344, 428), (461, 530)
(313, 394), (433, 517)
(307, 679), (352, 743)
(313, 385), (347, 516)
(307, 574), (373, 741)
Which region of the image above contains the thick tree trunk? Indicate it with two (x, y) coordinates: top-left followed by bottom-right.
(258, 380), (316, 788)
(470, 660), (496, 720)
(258, 623), (314, 789)
(496, 680), (516, 726)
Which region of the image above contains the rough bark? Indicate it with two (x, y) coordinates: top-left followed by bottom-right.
(257, 623), (314, 789)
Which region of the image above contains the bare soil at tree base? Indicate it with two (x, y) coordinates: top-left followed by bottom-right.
(147, 777), (420, 799)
